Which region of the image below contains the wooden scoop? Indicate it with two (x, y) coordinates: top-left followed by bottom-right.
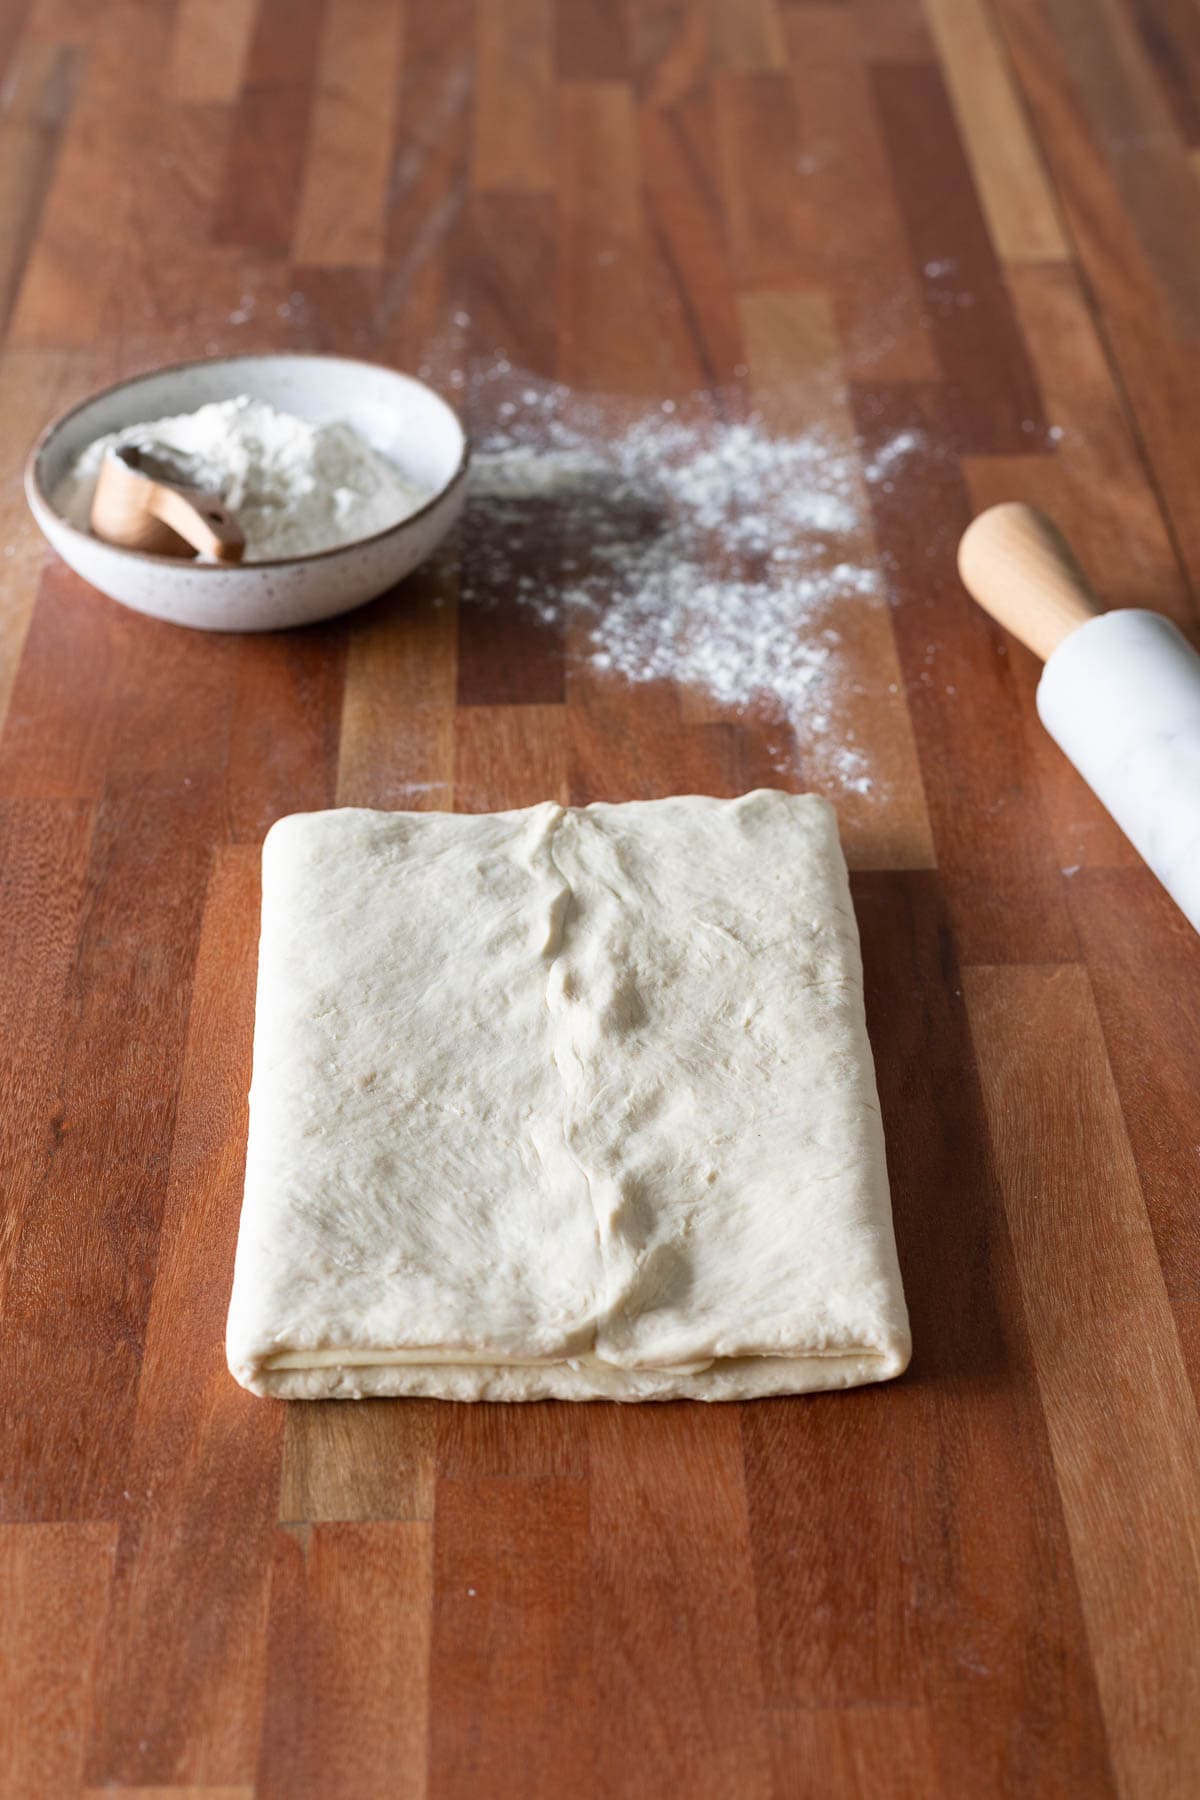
(90, 444), (245, 562)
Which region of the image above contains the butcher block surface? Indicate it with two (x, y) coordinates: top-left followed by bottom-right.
(2, 0), (1200, 1795)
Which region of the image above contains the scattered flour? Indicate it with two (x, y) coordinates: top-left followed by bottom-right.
(58, 395), (429, 560)
(459, 374), (927, 789)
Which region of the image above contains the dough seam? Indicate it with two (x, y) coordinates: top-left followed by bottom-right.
(263, 1346), (884, 1369)
(542, 811), (609, 1356)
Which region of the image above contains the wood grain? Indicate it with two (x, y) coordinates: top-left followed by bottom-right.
(0, 349), (96, 725)
(428, 1476), (590, 1798)
(960, 258), (1192, 875)
(638, 93), (744, 389)
(0, 766), (219, 1520)
(84, 847), (282, 1790)
(778, 5), (940, 384)
(454, 702), (569, 810)
(169, 0), (257, 104)
(705, 0), (785, 74)
(767, 1710), (939, 1800)
(82, 1789), (253, 1799)
(1044, 0), (1200, 336)
(849, 872), (1112, 1794)
(871, 60), (1048, 454)
(0, 38), (81, 336)
(994, 0), (1200, 605)
(382, 0), (471, 341)
(337, 569), (456, 811)
(922, 0), (1068, 264)
(456, 191), (557, 376)
(555, 0), (630, 81)
(280, 1402), (435, 1525)
(292, 0), (400, 268)
(2, 0), (1200, 1790)
(0, 563), (117, 798)
(1129, 0), (1200, 145)
(0, 797), (93, 1331)
(590, 1406), (769, 1799)
(473, 0), (554, 192)
(435, 1400), (589, 1479)
(991, 263), (1189, 626)
(0, 1523), (116, 1794)
(1065, 869), (1200, 1302)
(258, 1522), (432, 1800)
(967, 963), (1200, 1797)
(568, 678), (742, 804)
(212, 0), (325, 252)
(4, 10), (135, 348)
(853, 384), (1078, 963)
(715, 72), (806, 291)
(456, 578), (564, 706)
(225, 626), (346, 842)
(557, 81), (656, 392)
(739, 288), (935, 868)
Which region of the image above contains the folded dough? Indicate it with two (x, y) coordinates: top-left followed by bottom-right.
(226, 791), (910, 1400)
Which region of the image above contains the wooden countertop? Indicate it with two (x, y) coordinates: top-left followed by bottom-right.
(3, 1), (1200, 1794)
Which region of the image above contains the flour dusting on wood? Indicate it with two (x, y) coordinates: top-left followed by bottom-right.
(455, 371), (924, 794)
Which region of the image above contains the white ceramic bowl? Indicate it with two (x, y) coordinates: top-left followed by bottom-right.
(25, 353), (469, 632)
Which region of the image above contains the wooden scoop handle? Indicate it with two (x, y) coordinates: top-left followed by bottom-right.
(90, 448), (246, 562)
(957, 502), (1101, 663)
(147, 482), (244, 562)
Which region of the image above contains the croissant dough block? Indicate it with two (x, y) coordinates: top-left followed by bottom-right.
(226, 791), (911, 1400)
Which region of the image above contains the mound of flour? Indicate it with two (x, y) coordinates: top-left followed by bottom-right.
(59, 395), (429, 560)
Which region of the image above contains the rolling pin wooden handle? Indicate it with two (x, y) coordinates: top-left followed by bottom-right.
(957, 502), (1102, 663)
(148, 483), (245, 563)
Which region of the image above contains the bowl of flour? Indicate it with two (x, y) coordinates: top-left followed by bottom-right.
(26, 353), (468, 631)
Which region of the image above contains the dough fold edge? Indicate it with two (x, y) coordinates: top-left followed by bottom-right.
(229, 1335), (912, 1402)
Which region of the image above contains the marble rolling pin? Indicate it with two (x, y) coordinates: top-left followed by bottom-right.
(958, 502), (1200, 933)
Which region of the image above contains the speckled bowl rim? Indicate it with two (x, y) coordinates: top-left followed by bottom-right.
(24, 350), (472, 571)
